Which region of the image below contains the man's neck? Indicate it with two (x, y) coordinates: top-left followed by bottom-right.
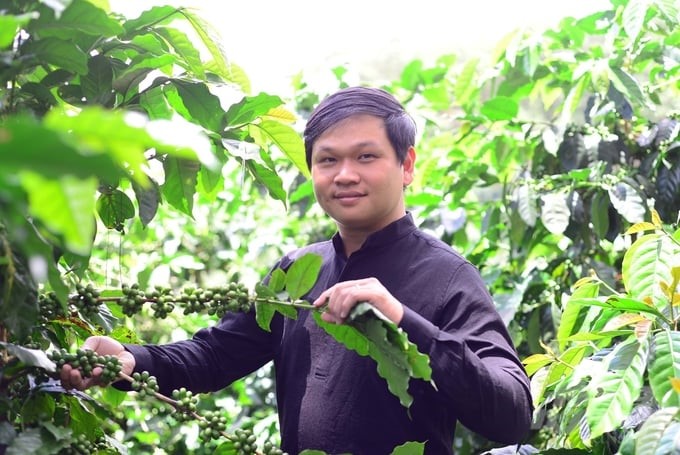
(339, 231), (367, 257)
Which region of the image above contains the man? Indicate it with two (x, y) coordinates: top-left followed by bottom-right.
(61, 87), (533, 454)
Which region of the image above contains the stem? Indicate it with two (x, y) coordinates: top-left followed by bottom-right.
(595, 277), (620, 296)
(254, 297), (318, 311)
(114, 371), (265, 453)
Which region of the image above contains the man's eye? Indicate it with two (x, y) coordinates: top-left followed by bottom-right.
(318, 157), (336, 164)
(359, 154), (376, 161)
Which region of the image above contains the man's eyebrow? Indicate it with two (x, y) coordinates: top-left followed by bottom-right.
(315, 141), (380, 152)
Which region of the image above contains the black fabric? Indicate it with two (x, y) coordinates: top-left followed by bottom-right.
(124, 213), (532, 454)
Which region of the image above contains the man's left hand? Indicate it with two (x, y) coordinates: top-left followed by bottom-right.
(312, 278), (404, 325)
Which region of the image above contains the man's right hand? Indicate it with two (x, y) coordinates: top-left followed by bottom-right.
(59, 336), (136, 390)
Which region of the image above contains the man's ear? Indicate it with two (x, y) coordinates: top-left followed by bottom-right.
(402, 147), (416, 186)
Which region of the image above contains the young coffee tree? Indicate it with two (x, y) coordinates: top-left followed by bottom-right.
(0, 0), (307, 452)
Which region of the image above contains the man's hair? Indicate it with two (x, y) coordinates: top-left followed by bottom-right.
(303, 86), (416, 169)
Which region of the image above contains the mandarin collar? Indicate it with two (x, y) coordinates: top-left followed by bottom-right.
(331, 213), (417, 257)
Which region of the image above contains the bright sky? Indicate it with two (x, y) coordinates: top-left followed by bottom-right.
(111, 0), (612, 95)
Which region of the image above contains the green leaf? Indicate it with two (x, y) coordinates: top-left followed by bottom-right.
(62, 395), (100, 439)
(514, 184), (538, 227)
(0, 343), (55, 372)
(635, 407), (680, 455)
(81, 54), (113, 106)
(6, 427), (49, 455)
(154, 27), (204, 78)
(285, 253), (322, 300)
(654, 0), (680, 24)
(43, 108), (152, 185)
(123, 5), (180, 35)
(608, 66), (648, 108)
(161, 157), (199, 217)
(570, 296), (667, 321)
(254, 283), (297, 332)
(622, 0), (651, 44)
(96, 189), (135, 231)
(480, 96), (518, 121)
(268, 268), (286, 293)
(100, 386), (127, 408)
(132, 177), (160, 227)
(23, 37), (89, 75)
(21, 393), (55, 424)
(254, 284), (277, 332)
(453, 58), (479, 106)
(560, 74), (589, 119)
(565, 330), (633, 342)
(113, 56), (175, 96)
(522, 353), (553, 377)
(586, 336), (648, 440)
(253, 120), (310, 178)
(197, 165), (223, 201)
(622, 233), (680, 307)
(213, 440), (239, 455)
(590, 192), (611, 240)
(0, 13), (37, 48)
(180, 9), (251, 93)
(391, 441), (425, 455)
(558, 281), (600, 350)
(246, 160), (286, 205)
(314, 303), (432, 409)
(20, 82), (58, 108)
(608, 181), (645, 223)
(140, 87), (173, 119)
(224, 93), (284, 127)
(20, 172), (97, 255)
(545, 344), (590, 387)
(52, 0), (123, 37)
(170, 79), (224, 132)
(649, 331), (680, 407)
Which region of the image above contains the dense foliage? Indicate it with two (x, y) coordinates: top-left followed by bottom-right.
(1, 0), (679, 453)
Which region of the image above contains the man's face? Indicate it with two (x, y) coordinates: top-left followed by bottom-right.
(310, 114), (415, 235)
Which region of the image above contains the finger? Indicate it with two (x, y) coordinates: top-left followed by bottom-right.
(62, 364), (86, 390)
(321, 311), (343, 324)
(60, 363), (75, 388)
(82, 335), (105, 353)
(313, 291), (330, 308)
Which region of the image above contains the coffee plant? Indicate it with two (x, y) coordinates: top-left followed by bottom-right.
(3, 250), (428, 454)
(2, 0), (679, 453)
(522, 211), (680, 453)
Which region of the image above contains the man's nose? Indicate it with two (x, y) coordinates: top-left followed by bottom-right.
(334, 161), (360, 183)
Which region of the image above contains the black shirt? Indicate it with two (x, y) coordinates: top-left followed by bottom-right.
(126, 214), (532, 454)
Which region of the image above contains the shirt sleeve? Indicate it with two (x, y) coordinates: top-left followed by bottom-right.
(122, 310), (279, 396)
(398, 262), (533, 444)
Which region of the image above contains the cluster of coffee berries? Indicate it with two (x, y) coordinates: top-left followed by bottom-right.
(230, 428), (260, 454)
(131, 371), (159, 397)
(171, 387), (198, 421)
(72, 283), (102, 319)
(204, 283), (252, 317)
(198, 410), (228, 442)
(38, 291), (67, 322)
(49, 348), (121, 384)
(150, 296), (175, 318)
(119, 283), (147, 316)
(40, 281), (257, 323)
(177, 287), (204, 314)
(59, 433), (107, 454)
(145, 286), (174, 318)
(262, 441), (287, 455)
